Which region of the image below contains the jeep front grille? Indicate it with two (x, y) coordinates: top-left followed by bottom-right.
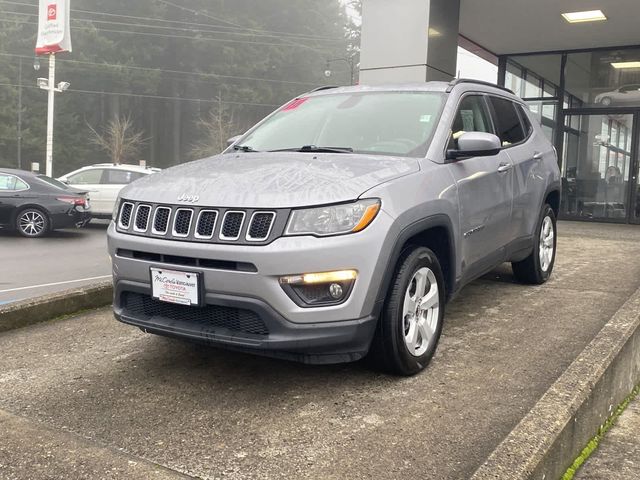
(117, 201), (283, 245)
(118, 202), (134, 229)
(152, 207), (171, 235)
(247, 212), (276, 241)
(173, 209), (193, 237)
(134, 205), (152, 232)
(220, 211), (245, 240)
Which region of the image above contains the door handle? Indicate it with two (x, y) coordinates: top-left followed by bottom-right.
(498, 163), (512, 173)
(533, 152), (543, 161)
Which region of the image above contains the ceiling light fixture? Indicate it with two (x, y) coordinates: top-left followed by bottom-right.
(561, 10), (607, 23)
(611, 61), (640, 69)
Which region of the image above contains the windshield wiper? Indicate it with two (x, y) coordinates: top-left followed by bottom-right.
(269, 145), (353, 154)
(233, 144), (258, 152)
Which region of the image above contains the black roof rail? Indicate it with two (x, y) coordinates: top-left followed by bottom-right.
(306, 85), (340, 94)
(446, 78), (515, 95)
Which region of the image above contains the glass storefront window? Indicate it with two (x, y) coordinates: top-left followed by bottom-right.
(562, 113), (634, 220)
(566, 48), (640, 108)
(505, 63), (523, 97)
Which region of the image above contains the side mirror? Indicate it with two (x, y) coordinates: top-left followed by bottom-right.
(226, 135), (242, 147)
(446, 132), (502, 161)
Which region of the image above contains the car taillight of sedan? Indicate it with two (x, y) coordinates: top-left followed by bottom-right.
(57, 195), (87, 207)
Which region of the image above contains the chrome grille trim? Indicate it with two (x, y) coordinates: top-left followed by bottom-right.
(133, 204), (152, 232)
(116, 202), (286, 245)
(194, 209), (218, 239)
(220, 211), (245, 241)
(246, 211), (276, 242)
(152, 206), (171, 235)
(172, 208), (193, 238)
(118, 202), (134, 229)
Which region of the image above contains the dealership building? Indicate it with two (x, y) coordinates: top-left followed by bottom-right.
(360, 0), (640, 224)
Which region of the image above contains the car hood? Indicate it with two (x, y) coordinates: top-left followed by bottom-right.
(119, 152), (420, 208)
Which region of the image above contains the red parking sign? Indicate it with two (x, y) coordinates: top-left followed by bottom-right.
(47, 4), (56, 20)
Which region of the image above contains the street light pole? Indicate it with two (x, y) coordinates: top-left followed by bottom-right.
(325, 56), (356, 85)
(17, 56), (22, 170)
(45, 53), (56, 177)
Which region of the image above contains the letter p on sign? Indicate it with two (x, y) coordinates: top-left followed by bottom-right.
(47, 4), (57, 20)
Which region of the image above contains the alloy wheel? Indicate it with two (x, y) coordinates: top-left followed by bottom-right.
(19, 210), (46, 237)
(539, 215), (555, 272)
(402, 267), (440, 357)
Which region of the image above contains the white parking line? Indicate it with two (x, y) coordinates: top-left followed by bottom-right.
(0, 275), (112, 294)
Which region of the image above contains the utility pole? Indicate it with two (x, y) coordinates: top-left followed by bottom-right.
(17, 56), (22, 169)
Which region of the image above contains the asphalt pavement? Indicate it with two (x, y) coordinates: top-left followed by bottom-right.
(0, 221), (112, 304)
(1, 222), (640, 479)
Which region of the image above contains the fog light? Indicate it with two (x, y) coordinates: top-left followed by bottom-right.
(280, 269), (357, 285)
(329, 283), (343, 299)
(279, 270), (357, 307)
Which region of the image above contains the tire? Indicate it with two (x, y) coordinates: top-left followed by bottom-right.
(512, 204), (557, 284)
(368, 246), (445, 376)
(600, 96), (612, 106)
(15, 208), (50, 238)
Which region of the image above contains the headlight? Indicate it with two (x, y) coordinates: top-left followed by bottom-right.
(112, 197), (122, 222)
(285, 199), (381, 236)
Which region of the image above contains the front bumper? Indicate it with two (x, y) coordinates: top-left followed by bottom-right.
(114, 281), (377, 364)
(107, 212), (394, 363)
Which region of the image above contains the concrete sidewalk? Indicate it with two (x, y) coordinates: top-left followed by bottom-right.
(575, 396), (640, 479)
(0, 221), (639, 479)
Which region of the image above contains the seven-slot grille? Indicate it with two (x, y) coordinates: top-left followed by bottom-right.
(118, 202), (278, 244)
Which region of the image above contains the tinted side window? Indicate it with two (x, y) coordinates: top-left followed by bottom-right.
(68, 169), (104, 184)
(489, 97), (526, 146)
(449, 95), (493, 149)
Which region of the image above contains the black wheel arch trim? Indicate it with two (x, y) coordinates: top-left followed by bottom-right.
(367, 213), (456, 317)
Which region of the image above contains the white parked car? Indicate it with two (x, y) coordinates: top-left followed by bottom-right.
(59, 164), (160, 219)
(595, 84), (640, 106)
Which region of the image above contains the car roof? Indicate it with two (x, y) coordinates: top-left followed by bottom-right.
(0, 168), (38, 177)
(75, 164), (159, 172)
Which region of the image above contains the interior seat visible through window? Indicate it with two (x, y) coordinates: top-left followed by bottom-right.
(449, 95), (493, 150)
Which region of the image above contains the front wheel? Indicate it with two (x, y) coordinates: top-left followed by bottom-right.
(369, 246), (445, 376)
(512, 204), (557, 284)
(16, 208), (50, 238)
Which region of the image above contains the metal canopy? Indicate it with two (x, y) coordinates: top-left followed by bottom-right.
(460, 0), (640, 55)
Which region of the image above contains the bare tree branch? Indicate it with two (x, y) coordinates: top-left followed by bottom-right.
(88, 116), (147, 165)
(190, 95), (239, 160)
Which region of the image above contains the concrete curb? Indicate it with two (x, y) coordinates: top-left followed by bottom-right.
(471, 285), (640, 480)
(0, 282), (113, 333)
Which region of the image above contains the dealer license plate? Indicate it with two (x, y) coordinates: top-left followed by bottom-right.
(150, 268), (200, 306)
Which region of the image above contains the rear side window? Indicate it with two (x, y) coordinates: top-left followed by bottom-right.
(68, 169), (104, 184)
(103, 170), (146, 185)
(0, 174), (28, 191)
(489, 97), (526, 146)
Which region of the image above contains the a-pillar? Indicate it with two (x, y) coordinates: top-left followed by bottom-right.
(359, 0), (461, 85)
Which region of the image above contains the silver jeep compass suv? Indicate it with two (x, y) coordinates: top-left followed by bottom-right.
(107, 79), (561, 375)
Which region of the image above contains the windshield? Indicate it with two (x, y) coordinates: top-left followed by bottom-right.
(237, 91), (445, 157)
